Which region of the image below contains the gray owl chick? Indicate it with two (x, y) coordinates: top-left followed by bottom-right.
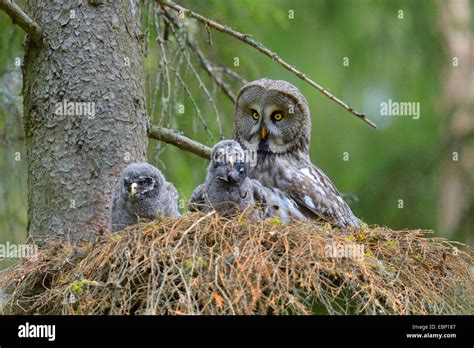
(110, 163), (180, 232)
(189, 140), (306, 222)
(189, 140), (254, 217)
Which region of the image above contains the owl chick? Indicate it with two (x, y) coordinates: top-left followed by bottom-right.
(189, 140), (254, 217)
(233, 78), (361, 229)
(110, 163), (180, 232)
(189, 140), (306, 221)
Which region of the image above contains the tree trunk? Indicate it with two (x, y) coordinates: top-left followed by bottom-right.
(437, 0), (473, 242)
(22, 0), (148, 244)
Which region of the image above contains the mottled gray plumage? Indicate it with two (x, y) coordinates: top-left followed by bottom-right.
(189, 140), (305, 221)
(189, 141), (253, 217)
(233, 78), (361, 228)
(110, 163), (180, 232)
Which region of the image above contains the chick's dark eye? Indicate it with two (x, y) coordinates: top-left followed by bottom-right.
(138, 177), (152, 185)
(250, 109), (259, 120)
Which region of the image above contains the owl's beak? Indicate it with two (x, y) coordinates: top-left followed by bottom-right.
(130, 182), (138, 197)
(228, 155), (235, 167)
(260, 126), (268, 140)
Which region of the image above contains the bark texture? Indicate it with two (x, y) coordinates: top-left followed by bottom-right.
(437, 0), (473, 242)
(23, 0), (148, 244)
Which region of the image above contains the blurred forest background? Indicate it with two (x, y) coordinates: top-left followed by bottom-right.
(0, 0), (472, 270)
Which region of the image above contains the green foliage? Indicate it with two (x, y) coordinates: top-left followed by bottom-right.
(145, 0), (459, 240)
(71, 279), (87, 294)
(0, 0), (471, 268)
(0, 12), (28, 268)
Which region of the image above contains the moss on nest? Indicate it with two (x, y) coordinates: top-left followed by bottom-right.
(0, 212), (472, 315)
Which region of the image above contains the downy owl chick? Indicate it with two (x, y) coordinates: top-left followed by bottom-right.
(110, 162), (180, 232)
(189, 140), (255, 217)
(189, 140), (306, 222)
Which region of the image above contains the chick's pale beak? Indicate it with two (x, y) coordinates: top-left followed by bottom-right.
(130, 182), (138, 197)
(260, 126), (267, 140)
(228, 155), (235, 167)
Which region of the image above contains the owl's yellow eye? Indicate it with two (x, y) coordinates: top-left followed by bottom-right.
(251, 110), (259, 120)
(272, 112), (284, 121)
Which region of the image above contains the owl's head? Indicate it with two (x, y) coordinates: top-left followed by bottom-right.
(121, 163), (164, 200)
(233, 78), (311, 155)
(209, 140), (248, 185)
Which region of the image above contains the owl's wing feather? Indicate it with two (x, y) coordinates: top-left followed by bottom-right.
(286, 164), (361, 228)
(188, 183), (207, 212)
(249, 179), (307, 222)
(248, 179), (268, 204)
(163, 181), (181, 216)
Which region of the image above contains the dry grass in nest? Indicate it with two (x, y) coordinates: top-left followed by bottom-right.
(0, 212), (472, 315)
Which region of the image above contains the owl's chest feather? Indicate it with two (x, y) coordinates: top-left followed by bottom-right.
(249, 154), (298, 188)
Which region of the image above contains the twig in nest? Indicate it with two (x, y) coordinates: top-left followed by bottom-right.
(158, 0), (377, 129)
(2, 217), (471, 315)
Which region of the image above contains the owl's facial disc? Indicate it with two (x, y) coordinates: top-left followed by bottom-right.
(234, 80), (311, 156)
(241, 102), (289, 153)
(210, 140), (248, 185)
(125, 175), (156, 198)
(214, 162), (247, 186)
(253, 108), (287, 154)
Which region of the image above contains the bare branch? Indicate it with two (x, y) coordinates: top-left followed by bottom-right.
(161, 11), (224, 138)
(167, 64), (213, 138)
(158, 0), (377, 129)
(217, 65), (248, 85)
(148, 125), (211, 159)
(0, 0), (42, 46)
(164, 11), (236, 103)
(155, 6), (172, 125)
(192, 44), (237, 103)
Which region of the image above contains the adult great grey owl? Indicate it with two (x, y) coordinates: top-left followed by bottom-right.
(110, 163), (180, 232)
(233, 78), (361, 228)
(189, 140), (305, 221)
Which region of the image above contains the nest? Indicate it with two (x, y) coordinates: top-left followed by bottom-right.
(0, 212), (472, 315)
